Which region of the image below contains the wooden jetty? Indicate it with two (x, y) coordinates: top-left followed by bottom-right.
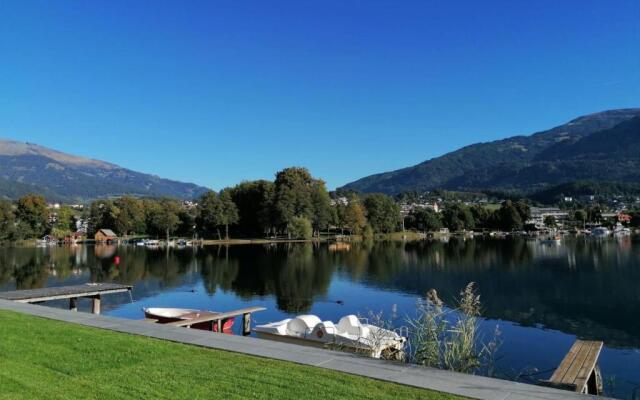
(542, 340), (603, 395)
(0, 283), (132, 315)
(163, 306), (266, 336)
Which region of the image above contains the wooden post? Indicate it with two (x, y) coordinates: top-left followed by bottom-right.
(91, 295), (101, 314)
(216, 319), (222, 333)
(242, 313), (251, 336)
(69, 297), (78, 311)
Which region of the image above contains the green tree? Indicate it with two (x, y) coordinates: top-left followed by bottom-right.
(219, 189), (239, 240)
(146, 198), (180, 241)
(230, 180), (275, 236)
(88, 200), (118, 235)
(574, 210), (587, 228)
(407, 208), (443, 232)
(273, 167), (331, 238)
(342, 198), (367, 235)
(543, 215), (557, 228)
(114, 196), (146, 236)
(273, 167), (315, 230)
(16, 194), (49, 238)
(310, 180), (332, 236)
(0, 200), (16, 240)
(442, 204), (475, 232)
(496, 200), (523, 231)
(197, 191), (224, 239)
(288, 216), (313, 239)
(50, 205), (76, 239)
(363, 194), (401, 233)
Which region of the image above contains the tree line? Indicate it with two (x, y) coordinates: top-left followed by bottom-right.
(2, 167), (639, 242)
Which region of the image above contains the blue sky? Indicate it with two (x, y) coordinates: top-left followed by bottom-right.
(1, 1), (638, 190)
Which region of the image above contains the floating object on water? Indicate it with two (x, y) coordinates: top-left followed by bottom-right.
(143, 307), (234, 332)
(254, 314), (406, 359)
(426, 288), (443, 307)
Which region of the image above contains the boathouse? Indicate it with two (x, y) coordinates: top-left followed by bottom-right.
(94, 229), (118, 243)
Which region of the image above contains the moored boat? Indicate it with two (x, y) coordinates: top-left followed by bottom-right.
(143, 307), (234, 332)
(254, 314), (406, 359)
(591, 227), (610, 238)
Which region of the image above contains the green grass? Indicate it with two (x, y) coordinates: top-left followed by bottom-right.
(0, 310), (463, 400)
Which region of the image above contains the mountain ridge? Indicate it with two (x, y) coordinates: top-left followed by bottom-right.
(341, 108), (640, 194)
(0, 139), (209, 202)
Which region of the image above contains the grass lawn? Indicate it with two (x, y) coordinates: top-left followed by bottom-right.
(0, 310), (463, 400)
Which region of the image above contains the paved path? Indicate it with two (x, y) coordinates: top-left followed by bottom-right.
(0, 299), (606, 400)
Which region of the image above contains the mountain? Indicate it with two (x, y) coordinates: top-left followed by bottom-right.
(0, 140), (209, 202)
(341, 108), (640, 195)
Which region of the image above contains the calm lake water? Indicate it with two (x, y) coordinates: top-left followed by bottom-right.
(1, 237), (640, 399)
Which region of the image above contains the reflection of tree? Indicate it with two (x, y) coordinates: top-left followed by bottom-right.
(352, 238), (640, 348)
(199, 247), (239, 295)
(220, 243), (335, 313)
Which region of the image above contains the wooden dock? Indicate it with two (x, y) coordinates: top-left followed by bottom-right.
(543, 340), (603, 395)
(0, 283), (132, 314)
(164, 306), (266, 336)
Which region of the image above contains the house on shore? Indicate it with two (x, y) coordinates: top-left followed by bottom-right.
(94, 229), (118, 243)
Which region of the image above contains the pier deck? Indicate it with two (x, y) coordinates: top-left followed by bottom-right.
(0, 283), (132, 314)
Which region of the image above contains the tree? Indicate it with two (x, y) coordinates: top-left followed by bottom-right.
(16, 194), (49, 238)
(88, 200), (118, 235)
(113, 196), (146, 236)
(0, 199), (16, 240)
(197, 191), (224, 239)
(288, 216), (313, 239)
(544, 215), (557, 228)
(219, 189), (239, 240)
(363, 194), (401, 233)
(230, 180), (275, 236)
(574, 210), (587, 229)
(50, 205), (76, 239)
(310, 180), (332, 236)
(470, 205), (491, 229)
(496, 200), (523, 231)
(146, 198), (180, 241)
(407, 208), (443, 232)
(273, 167), (315, 230)
(272, 167), (331, 238)
(342, 198), (367, 235)
(442, 204), (475, 232)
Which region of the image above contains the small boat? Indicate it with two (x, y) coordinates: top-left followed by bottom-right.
(613, 223), (631, 237)
(145, 239), (160, 247)
(591, 227), (610, 238)
(254, 314), (406, 359)
(540, 234), (562, 245)
(143, 307), (234, 332)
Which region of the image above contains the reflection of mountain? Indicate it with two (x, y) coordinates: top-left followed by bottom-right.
(2, 240), (639, 348)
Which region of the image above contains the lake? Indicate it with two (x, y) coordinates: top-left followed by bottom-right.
(1, 236), (639, 399)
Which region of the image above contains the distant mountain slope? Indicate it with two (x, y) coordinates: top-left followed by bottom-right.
(341, 108), (640, 194)
(0, 140), (209, 202)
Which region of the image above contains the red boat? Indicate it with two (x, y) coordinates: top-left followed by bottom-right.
(143, 308), (235, 333)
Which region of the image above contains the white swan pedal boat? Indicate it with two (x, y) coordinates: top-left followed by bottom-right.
(253, 314), (406, 359)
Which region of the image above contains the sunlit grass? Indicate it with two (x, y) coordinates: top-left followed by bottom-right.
(0, 310), (463, 400)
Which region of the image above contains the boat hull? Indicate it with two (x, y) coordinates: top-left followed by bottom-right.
(144, 308), (234, 333)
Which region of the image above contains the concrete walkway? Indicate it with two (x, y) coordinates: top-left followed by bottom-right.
(0, 299), (606, 400)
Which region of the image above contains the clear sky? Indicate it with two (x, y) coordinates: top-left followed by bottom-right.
(1, 1), (638, 190)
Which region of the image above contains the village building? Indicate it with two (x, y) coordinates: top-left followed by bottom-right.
(94, 229), (118, 243)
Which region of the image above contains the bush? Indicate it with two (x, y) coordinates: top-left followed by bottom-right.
(288, 216), (313, 239)
(406, 282), (501, 375)
(362, 224), (375, 240)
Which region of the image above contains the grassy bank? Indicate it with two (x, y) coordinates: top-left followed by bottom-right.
(0, 310), (462, 400)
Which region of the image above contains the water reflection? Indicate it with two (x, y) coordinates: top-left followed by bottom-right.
(1, 237), (639, 350)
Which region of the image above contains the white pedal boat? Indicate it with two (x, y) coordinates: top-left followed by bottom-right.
(253, 314), (406, 359)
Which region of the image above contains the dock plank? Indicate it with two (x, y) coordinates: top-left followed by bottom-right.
(166, 306), (266, 327)
(546, 339), (603, 394)
(0, 283), (132, 303)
